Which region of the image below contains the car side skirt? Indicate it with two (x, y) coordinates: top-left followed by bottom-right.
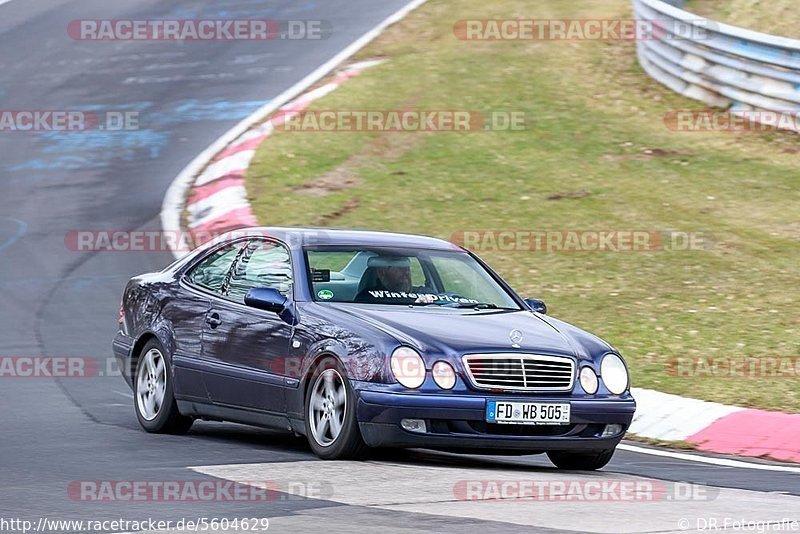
(176, 400), (293, 432)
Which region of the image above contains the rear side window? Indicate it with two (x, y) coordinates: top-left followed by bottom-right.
(226, 240), (293, 304)
(185, 242), (246, 293)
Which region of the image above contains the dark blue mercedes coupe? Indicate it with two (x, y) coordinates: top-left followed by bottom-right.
(113, 227), (635, 469)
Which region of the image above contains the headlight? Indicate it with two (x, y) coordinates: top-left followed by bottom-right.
(432, 361), (456, 390)
(579, 366), (598, 394)
(390, 347), (426, 389)
(600, 353), (629, 395)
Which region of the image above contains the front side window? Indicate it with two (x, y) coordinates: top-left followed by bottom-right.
(185, 241), (246, 293)
(226, 239), (293, 304)
(306, 247), (520, 309)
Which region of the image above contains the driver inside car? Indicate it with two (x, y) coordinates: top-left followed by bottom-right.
(354, 256), (430, 304)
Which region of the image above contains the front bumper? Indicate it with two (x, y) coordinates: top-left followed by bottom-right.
(355, 387), (636, 453)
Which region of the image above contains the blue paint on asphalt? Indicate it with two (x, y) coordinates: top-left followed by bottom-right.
(59, 102), (154, 112)
(6, 99), (269, 171)
(156, 99), (269, 123)
(8, 156), (103, 171)
(65, 99), (268, 123)
(9, 130), (170, 170)
(0, 218), (27, 254)
(166, 0), (317, 19)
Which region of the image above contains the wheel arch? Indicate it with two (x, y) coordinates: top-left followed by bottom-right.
(130, 331), (170, 378)
(301, 352), (346, 401)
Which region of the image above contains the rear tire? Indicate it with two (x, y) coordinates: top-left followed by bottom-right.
(547, 449), (615, 470)
(133, 339), (193, 434)
(304, 359), (369, 460)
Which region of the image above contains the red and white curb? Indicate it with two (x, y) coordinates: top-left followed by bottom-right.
(629, 388), (800, 463)
(184, 60), (379, 242)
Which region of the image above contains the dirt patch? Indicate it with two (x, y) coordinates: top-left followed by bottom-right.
(314, 198), (360, 225)
(546, 189), (591, 200)
(367, 130), (420, 159)
(293, 170), (362, 196)
(602, 147), (693, 162)
(293, 132), (422, 196)
(644, 148), (687, 157)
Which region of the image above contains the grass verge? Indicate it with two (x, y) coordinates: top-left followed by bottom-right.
(685, 0), (799, 38)
(246, 0), (799, 412)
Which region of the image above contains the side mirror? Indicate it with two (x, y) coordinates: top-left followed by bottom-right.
(245, 287), (287, 314)
(523, 298), (547, 314)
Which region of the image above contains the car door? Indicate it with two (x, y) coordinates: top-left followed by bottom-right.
(171, 240), (248, 401)
(200, 238), (295, 414)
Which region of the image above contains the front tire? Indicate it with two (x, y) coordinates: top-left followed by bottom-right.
(547, 449), (615, 470)
(304, 360), (368, 460)
(133, 339), (193, 434)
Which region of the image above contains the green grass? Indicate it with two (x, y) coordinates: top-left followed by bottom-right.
(626, 435), (698, 450)
(245, 0), (800, 412)
(685, 0), (799, 37)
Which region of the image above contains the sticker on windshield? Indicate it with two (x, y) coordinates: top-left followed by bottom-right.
(311, 269), (331, 282)
(368, 291), (478, 304)
(317, 289), (334, 300)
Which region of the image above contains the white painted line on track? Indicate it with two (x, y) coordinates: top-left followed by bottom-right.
(619, 444), (800, 474)
(161, 0), (429, 258)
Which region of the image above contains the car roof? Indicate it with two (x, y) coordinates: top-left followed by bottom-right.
(218, 226), (462, 251)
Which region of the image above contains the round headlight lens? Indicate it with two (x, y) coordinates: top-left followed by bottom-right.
(579, 366), (599, 395)
(432, 361), (456, 390)
(390, 347), (426, 389)
(601, 353), (629, 395)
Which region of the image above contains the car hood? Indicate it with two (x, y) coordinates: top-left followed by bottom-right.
(322, 304), (609, 362)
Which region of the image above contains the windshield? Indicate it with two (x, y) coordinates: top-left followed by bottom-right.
(305, 246), (521, 309)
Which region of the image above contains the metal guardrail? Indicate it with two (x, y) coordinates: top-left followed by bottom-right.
(634, 0), (800, 131)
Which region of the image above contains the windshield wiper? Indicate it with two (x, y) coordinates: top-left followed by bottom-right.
(449, 302), (516, 310)
(407, 301), (517, 310)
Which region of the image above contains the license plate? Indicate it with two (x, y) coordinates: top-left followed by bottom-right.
(486, 400), (570, 425)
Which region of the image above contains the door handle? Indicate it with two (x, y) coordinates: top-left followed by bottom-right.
(205, 312), (222, 328)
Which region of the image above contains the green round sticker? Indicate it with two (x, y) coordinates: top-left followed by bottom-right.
(317, 289), (334, 300)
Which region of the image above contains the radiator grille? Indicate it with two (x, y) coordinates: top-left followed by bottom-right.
(462, 354), (575, 392)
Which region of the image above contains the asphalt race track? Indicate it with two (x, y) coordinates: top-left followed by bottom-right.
(0, 1), (797, 533)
